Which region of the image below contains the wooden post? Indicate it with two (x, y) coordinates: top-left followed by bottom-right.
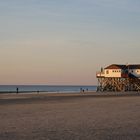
(97, 76), (140, 92)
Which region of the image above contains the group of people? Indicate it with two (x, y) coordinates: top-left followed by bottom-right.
(80, 88), (88, 93)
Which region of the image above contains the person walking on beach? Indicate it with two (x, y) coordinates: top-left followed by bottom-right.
(16, 87), (19, 94)
(80, 88), (84, 93)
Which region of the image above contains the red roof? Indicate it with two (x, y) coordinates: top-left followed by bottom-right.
(105, 64), (125, 69)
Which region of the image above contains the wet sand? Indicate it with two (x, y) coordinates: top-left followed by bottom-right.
(0, 92), (140, 140)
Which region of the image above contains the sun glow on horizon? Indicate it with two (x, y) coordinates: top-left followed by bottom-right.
(0, 0), (140, 85)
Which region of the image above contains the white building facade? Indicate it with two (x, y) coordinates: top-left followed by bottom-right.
(97, 64), (140, 78)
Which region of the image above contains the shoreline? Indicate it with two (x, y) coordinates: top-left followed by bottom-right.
(0, 91), (139, 103)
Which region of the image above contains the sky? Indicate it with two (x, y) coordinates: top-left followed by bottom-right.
(0, 0), (140, 85)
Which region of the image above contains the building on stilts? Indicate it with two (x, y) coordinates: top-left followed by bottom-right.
(96, 64), (140, 92)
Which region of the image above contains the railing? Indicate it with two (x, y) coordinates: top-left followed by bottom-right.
(96, 72), (105, 77)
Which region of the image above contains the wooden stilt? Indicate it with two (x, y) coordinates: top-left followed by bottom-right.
(97, 77), (140, 92)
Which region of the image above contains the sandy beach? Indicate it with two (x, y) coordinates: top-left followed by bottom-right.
(0, 92), (140, 140)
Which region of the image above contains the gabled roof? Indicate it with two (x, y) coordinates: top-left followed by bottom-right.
(105, 64), (140, 70)
(105, 64), (125, 69)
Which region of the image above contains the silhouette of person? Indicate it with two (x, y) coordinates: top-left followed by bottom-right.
(16, 87), (19, 94)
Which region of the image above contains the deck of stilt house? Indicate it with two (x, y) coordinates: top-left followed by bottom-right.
(96, 64), (140, 92)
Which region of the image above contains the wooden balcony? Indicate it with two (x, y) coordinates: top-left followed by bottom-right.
(96, 72), (105, 78)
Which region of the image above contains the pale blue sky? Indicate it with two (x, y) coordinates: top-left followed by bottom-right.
(0, 0), (140, 85)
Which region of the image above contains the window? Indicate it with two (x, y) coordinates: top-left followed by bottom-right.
(106, 70), (109, 74)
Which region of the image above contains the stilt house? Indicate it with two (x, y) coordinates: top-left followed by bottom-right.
(96, 64), (140, 91)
